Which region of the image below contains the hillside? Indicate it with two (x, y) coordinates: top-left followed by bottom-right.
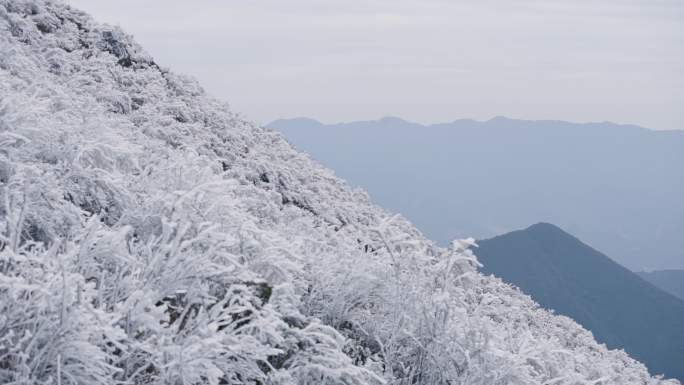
(0, 1), (678, 384)
(269, 116), (684, 271)
(637, 270), (684, 301)
(477, 223), (684, 381)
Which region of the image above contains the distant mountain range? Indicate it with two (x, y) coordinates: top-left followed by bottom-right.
(637, 270), (684, 301)
(268, 116), (684, 270)
(476, 222), (684, 382)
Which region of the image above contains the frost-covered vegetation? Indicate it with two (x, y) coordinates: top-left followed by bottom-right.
(0, 1), (678, 384)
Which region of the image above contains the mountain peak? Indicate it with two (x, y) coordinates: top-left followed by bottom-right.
(378, 116), (410, 124)
(487, 115), (513, 123)
(524, 222), (574, 238)
(526, 222), (563, 232)
(266, 117), (323, 130)
(478, 224), (684, 381)
(487, 222), (576, 244)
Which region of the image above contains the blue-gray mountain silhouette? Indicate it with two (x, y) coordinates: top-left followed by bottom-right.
(637, 270), (684, 301)
(477, 222), (684, 381)
(268, 117), (684, 270)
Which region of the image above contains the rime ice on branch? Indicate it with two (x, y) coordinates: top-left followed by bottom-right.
(0, 1), (678, 384)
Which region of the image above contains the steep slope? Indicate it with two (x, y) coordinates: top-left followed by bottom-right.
(269, 116), (684, 271)
(0, 1), (678, 384)
(477, 223), (684, 382)
(637, 270), (684, 301)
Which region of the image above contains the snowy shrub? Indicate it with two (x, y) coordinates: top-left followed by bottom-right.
(0, 1), (678, 384)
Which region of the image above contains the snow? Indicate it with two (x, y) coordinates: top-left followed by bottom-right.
(0, 1), (678, 384)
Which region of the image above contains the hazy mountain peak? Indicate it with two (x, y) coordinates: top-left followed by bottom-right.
(522, 223), (582, 244)
(487, 115), (513, 123)
(378, 115), (412, 124)
(526, 222), (565, 233)
(266, 117), (324, 130)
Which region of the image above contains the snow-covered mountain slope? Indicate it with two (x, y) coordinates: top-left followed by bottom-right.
(0, 1), (678, 384)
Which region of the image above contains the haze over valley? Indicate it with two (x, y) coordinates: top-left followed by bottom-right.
(270, 116), (684, 271)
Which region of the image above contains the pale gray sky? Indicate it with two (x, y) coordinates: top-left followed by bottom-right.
(69, 0), (683, 130)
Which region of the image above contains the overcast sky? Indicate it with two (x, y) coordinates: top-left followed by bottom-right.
(69, 0), (683, 130)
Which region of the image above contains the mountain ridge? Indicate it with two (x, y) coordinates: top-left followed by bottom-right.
(269, 116), (681, 133)
(477, 222), (684, 381)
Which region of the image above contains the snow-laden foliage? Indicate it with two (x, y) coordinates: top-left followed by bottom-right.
(0, 1), (678, 384)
